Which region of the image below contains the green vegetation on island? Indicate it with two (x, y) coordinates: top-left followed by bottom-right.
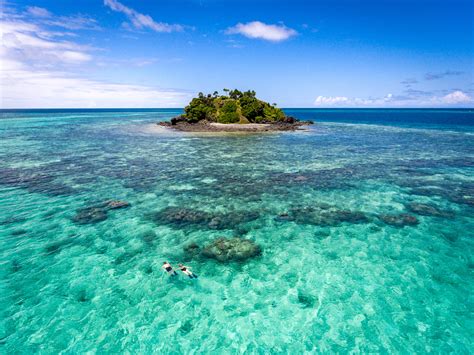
(159, 89), (312, 132)
(175, 89), (287, 124)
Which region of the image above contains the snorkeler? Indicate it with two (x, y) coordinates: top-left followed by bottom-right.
(178, 264), (198, 279)
(162, 261), (177, 276)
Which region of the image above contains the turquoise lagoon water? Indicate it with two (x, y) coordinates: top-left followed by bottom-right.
(0, 109), (473, 353)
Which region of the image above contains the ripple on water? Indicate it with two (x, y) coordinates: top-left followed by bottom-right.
(0, 110), (473, 352)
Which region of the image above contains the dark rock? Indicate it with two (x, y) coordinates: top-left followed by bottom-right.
(282, 116), (312, 125)
(45, 243), (62, 255)
(72, 207), (108, 225)
(201, 237), (262, 262)
(284, 116), (296, 124)
(11, 260), (21, 273)
(10, 229), (27, 236)
(378, 213), (419, 227)
(170, 115), (187, 126)
(275, 213), (290, 222)
(178, 320), (193, 335)
(159, 118), (311, 132)
(76, 289), (91, 303)
(407, 202), (454, 218)
(183, 242), (201, 257)
(297, 290), (316, 308)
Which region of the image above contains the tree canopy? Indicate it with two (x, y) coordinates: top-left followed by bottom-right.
(181, 89), (286, 124)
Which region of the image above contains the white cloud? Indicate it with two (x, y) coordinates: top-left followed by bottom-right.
(26, 6), (51, 18)
(0, 19), (92, 66)
(314, 94), (393, 107)
(0, 8), (191, 108)
(26, 6), (99, 30)
(226, 21), (297, 42)
(1, 60), (191, 108)
(1, 20), (93, 65)
(104, 0), (183, 32)
(314, 91), (473, 107)
(45, 16), (100, 31)
(439, 90), (471, 104)
(314, 96), (350, 105)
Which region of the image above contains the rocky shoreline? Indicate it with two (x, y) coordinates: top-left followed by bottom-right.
(157, 118), (313, 132)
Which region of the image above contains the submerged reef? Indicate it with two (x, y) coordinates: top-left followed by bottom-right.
(403, 178), (474, 207)
(0, 167), (76, 196)
(201, 237), (262, 262)
(278, 204), (370, 227)
(406, 202), (454, 218)
(72, 207), (108, 225)
(147, 207), (260, 230)
(158, 89), (312, 132)
(184, 237), (262, 262)
(72, 200), (130, 224)
(378, 213), (419, 227)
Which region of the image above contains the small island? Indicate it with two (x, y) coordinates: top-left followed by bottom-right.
(158, 89), (312, 132)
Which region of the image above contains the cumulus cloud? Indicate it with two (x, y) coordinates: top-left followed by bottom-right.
(425, 70), (464, 81)
(438, 90), (472, 104)
(104, 0), (183, 32)
(226, 21), (297, 42)
(314, 91), (472, 107)
(314, 96), (350, 105)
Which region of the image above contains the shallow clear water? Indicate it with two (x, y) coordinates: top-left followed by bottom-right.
(1, 109), (473, 352)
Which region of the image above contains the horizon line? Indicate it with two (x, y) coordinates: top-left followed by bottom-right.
(1, 107), (473, 111)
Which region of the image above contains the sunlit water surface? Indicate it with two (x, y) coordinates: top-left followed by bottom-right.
(1, 109), (473, 352)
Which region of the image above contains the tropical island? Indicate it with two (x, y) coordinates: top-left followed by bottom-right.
(158, 89), (312, 132)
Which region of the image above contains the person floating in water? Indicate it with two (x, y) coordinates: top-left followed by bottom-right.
(162, 261), (177, 276)
(178, 263), (198, 279)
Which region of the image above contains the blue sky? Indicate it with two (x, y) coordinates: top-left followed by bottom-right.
(1, 0), (473, 108)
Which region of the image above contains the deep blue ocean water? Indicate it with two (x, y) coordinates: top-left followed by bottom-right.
(0, 109), (473, 352)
